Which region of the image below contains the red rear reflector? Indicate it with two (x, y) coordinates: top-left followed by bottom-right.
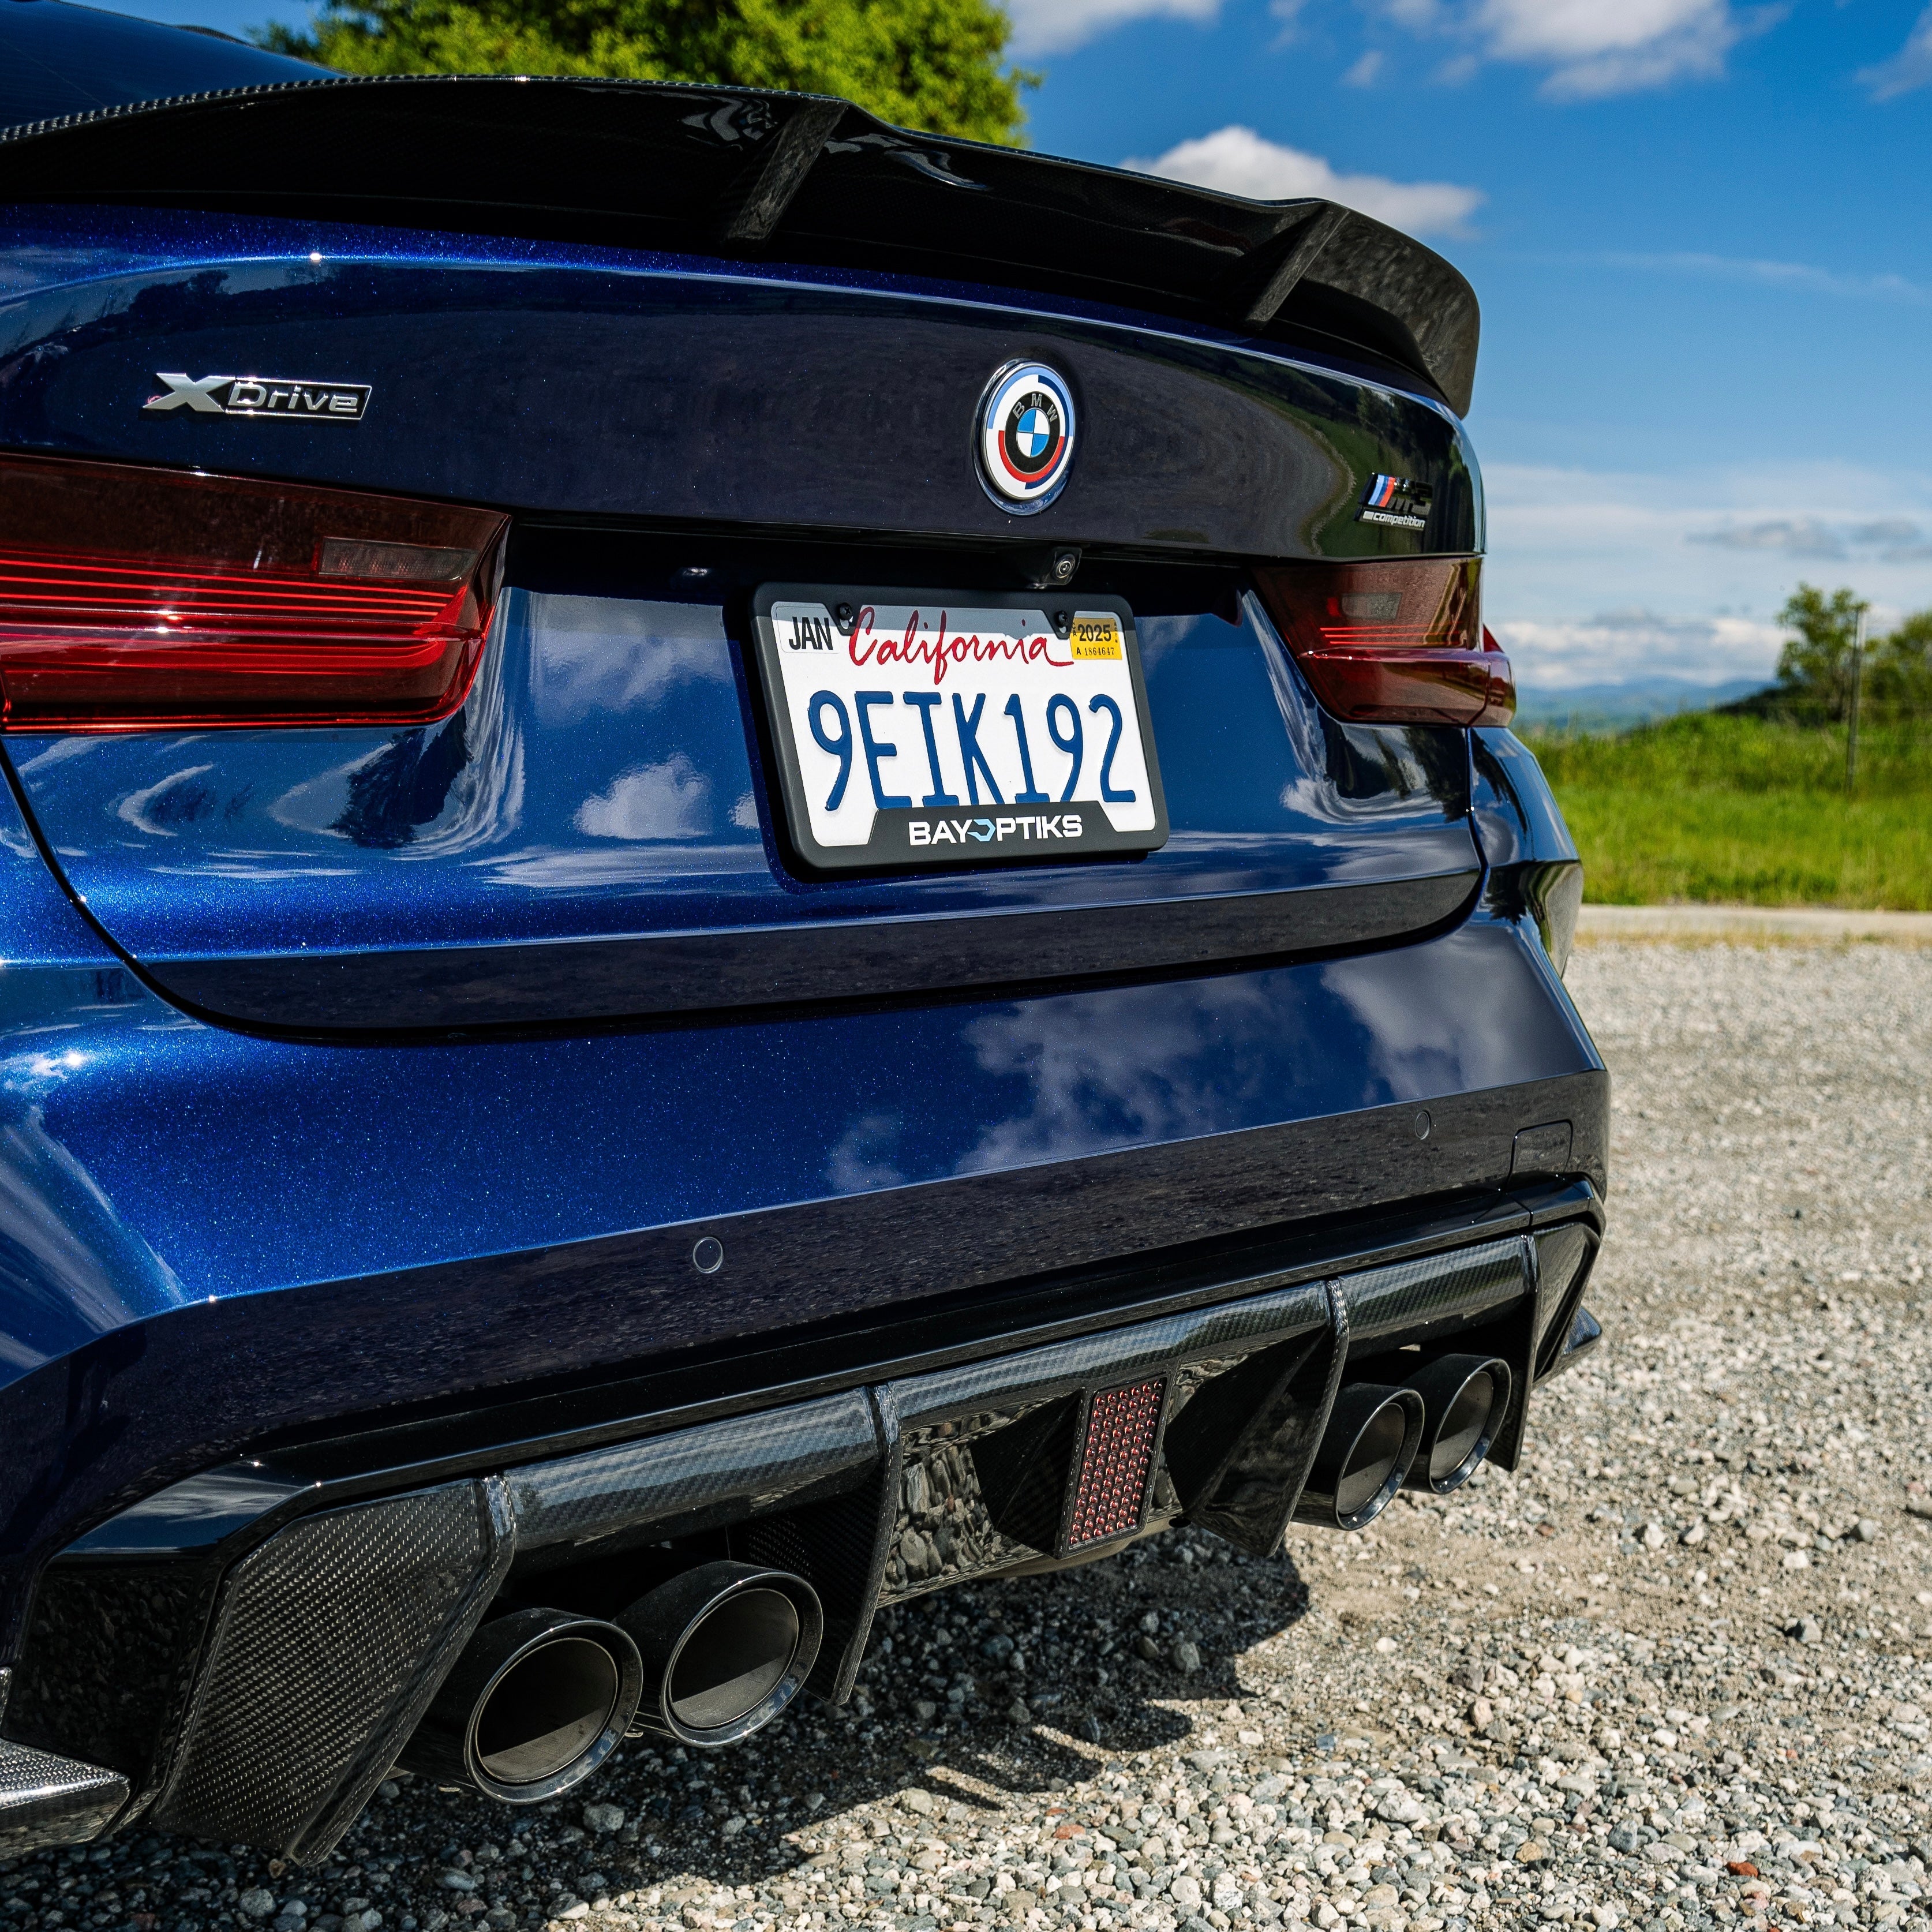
(1064, 1377), (1165, 1550)
(0, 453), (508, 731)
(1254, 556), (1514, 727)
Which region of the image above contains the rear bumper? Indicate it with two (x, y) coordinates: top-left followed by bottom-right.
(0, 894), (1603, 1566)
(5, 1178), (1602, 1863)
(0, 778), (1607, 1856)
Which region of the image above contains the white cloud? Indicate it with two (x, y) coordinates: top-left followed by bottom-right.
(1859, 4), (1932, 99)
(530, 594), (733, 723)
(826, 1113), (906, 1192)
(1001, 0), (1220, 57)
(1686, 517), (1844, 559)
(1480, 0), (1743, 95)
(1371, 0), (1772, 98)
(1122, 125), (1483, 237)
(1597, 249), (1929, 304)
(1482, 460), (1932, 691)
(1688, 518), (1932, 564)
(955, 979), (1282, 1173)
(999, 0), (1775, 89)
(1343, 48), (1384, 84)
(1491, 612), (1785, 690)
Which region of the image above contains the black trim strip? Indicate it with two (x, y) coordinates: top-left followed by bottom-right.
(141, 871), (1480, 1034)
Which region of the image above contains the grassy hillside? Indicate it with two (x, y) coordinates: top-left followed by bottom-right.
(1521, 712), (1932, 908)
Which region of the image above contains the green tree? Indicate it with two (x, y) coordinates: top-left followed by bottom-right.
(1870, 609), (1932, 718)
(1774, 583), (1865, 721)
(253, 0), (1036, 144)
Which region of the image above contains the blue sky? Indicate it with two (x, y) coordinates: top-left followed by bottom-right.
(115, 0), (1932, 691)
(1025, 0), (1932, 691)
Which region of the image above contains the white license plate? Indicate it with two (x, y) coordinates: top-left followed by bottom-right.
(751, 587), (1169, 873)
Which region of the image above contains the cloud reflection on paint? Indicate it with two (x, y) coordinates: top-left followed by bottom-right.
(530, 595), (735, 722)
(575, 755), (713, 841)
(952, 977), (1309, 1173)
(826, 1112), (907, 1192)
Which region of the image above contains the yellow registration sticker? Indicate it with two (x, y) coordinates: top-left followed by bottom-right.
(1068, 613), (1124, 661)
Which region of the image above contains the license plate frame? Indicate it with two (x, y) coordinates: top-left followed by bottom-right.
(750, 584), (1169, 875)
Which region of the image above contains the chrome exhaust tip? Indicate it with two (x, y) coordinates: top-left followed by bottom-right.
(400, 1608), (643, 1803)
(1402, 1353), (1512, 1495)
(1294, 1384), (1425, 1532)
(619, 1561), (823, 1748)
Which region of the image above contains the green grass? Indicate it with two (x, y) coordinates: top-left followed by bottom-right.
(1520, 712), (1932, 909)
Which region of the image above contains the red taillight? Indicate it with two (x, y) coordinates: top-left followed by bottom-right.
(1254, 557), (1514, 728)
(0, 454), (508, 731)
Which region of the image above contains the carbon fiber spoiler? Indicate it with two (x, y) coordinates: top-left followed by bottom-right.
(0, 74), (1479, 414)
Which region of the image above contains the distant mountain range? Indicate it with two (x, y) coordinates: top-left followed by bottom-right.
(1512, 676), (1772, 733)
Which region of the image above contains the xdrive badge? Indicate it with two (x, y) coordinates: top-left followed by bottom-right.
(144, 373), (372, 421)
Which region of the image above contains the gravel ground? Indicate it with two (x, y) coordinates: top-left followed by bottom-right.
(9, 939), (1931, 1932)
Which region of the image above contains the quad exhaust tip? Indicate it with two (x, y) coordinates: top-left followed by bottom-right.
(1294, 1384), (1425, 1533)
(1401, 1353), (1512, 1496)
(1294, 1354), (1515, 1532)
(401, 1562), (821, 1802)
(399, 1608), (643, 1803)
(620, 1561), (823, 1749)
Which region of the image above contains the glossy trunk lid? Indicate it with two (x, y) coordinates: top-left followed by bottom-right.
(0, 211), (1483, 1031)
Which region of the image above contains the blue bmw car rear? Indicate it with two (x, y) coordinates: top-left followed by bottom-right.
(0, 0), (1605, 1863)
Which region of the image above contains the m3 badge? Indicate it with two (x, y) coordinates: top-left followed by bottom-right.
(1357, 473), (1432, 530)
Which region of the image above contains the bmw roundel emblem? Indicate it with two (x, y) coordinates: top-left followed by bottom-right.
(976, 360), (1077, 514)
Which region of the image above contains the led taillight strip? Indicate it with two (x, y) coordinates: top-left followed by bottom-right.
(0, 452), (508, 732)
(0, 557), (464, 628)
(1313, 624), (1458, 650)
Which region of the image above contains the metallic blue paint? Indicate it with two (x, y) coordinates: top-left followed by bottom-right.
(0, 203), (1424, 366)
(12, 591), (1478, 1023)
(0, 852), (1592, 1362)
(0, 727), (1600, 1670)
(0, 205), (1481, 557)
(1470, 726), (1587, 970)
(1473, 726), (1581, 871)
